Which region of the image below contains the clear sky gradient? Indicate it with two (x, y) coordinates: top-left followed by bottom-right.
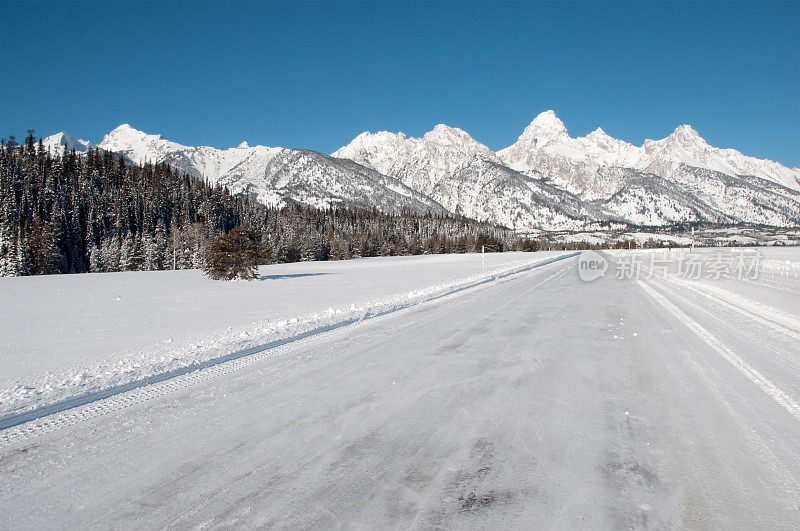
(1, 1), (798, 166)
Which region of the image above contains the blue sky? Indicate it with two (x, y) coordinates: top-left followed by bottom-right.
(1, 1), (798, 166)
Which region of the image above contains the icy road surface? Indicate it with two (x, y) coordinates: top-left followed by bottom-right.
(1, 250), (800, 528)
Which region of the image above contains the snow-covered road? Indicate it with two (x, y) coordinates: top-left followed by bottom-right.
(1, 251), (799, 528)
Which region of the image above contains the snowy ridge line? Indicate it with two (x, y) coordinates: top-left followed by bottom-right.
(0, 253), (578, 436)
(637, 280), (800, 422)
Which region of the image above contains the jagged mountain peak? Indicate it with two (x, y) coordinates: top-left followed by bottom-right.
(331, 130), (410, 167)
(110, 123), (136, 133)
(346, 129), (408, 144)
(666, 123), (707, 145)
(581, 127), (639, 155)
(586, 127), (609, 139)
(334, 124), (496, 164)
(333, 123), (502, 203)
(100, 124), (148, 142)
(103, 123), (164, 141)
(98, 124), (189, 165)
(422, 124), (495, 156)
(518, 110), (569, 142)
(423, 123), (470, 139)
(340, 124), (481, 149)
(584, 127), (616, 144)
(531, 109), (561, 125)
(674, 123), (699, 135)
(55, 131), (78, 142)
(46, 131), (76, 145)
(41, 116), (800, 231)
(642, 123), (708, 152)
(42, 131), (93, 155)
(102, 123), (158, 142)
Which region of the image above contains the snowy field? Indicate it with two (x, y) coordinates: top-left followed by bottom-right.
(0, 252), (569, 418)
(1, 247), (799, 528)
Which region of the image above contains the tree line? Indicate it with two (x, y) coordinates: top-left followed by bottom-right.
(0, 132), (541, 277)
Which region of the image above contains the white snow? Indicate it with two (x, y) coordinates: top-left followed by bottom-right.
(88, 124), (443, 214)
(0, 252), (569, 417)
(97, 123), (189, 165)
(39, 117), (800, 230)
(41, 132), (93, 155)
(332, 121), (601, 231)
(332, 123), (501, 196)
(2, 248), (799, 528)
(498, 111), (800, 193)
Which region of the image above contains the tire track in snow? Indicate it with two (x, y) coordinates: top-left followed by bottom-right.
(0, 254), (578, 444)
(651, 279), (800, 372)
(665, 277), (800, 342)
(637, 280), (800, 423)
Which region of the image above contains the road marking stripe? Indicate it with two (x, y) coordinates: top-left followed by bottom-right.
(637, 280), (800, 422)
(667, 277), (800, 340)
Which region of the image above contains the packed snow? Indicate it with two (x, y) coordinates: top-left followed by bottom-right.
(0, 252), (569, 418)
(1, 248), (799, 527)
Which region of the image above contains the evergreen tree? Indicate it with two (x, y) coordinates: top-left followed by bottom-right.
(145, 219), (167, 270)
(203, 224), (264, 280)
(89, 243), (103, 272)
(0, 134), (523, 278)
(393, 235), (409, 256)
(120, 236), (144, 271)
(100, 236), (121, 272)
(15, 228), (33, 276)
(408, 235), (423, 255)
(28, 217), (61, 274)
(378, 240), (393, 256)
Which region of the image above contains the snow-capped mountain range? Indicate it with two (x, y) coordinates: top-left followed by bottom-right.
(47, 124), (445, 215)
(43, 112), (800, 230)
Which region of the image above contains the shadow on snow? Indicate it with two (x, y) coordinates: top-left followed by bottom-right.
(258, 272), (331, 281)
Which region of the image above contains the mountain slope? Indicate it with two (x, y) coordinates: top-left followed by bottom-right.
(87, 124), (446, 214)
(43, 115), (800, 230)
(637, 125), (800, 192)
(218, 148), (448, 212)
(332, 124), (502, 197)
(332, 125), (612, 230)
(42, 132), (93, 155)
(492, 111), (800, 227)
(498, 111), (800, 195)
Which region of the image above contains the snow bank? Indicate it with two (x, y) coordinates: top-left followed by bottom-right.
(0, 252), (573, 419)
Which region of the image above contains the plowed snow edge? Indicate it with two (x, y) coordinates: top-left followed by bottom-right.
(0, 253), (578, 438)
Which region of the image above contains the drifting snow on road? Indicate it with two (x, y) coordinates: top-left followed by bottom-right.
(1, 249), (799, 528)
